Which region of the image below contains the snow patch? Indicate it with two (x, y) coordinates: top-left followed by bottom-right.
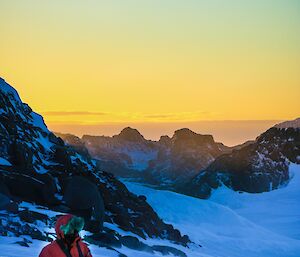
(30, 112), (49, 133)
(0, 157), (12, 166)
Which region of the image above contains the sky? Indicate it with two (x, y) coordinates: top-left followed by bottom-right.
(0, 1), (299, 145)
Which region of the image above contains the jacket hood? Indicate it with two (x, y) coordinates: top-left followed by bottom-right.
(55, 214), (74, 239)
(55, 214), (85, 240)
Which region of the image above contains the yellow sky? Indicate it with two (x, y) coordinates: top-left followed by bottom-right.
(0, 1), (299, 144)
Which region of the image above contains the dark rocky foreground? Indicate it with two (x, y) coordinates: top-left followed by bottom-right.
(0, 78), (190, 251)
(180, 126), (300, 198)
(0, 203), (188, 257)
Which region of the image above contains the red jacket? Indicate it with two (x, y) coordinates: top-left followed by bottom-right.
(39, 214), (92, 257)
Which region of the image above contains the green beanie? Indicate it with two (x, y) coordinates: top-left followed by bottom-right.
(60, 216), (85, 235)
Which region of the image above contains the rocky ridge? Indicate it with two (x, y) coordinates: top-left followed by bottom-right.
(181, 125), (300, 198)
(0, 78), (190, 250)
(58, 128), (231, 188)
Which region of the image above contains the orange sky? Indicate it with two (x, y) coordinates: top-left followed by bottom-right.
(0, 1), (299, 145)
(47, 120), (281, 146)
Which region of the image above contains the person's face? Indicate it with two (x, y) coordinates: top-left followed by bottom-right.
(64, 230), (79, 245)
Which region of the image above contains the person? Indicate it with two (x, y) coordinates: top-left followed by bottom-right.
(39, 214), (92, 257)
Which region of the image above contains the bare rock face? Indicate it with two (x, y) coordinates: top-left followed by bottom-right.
(181, 126), (300, 198)
(0, 78), (190, 246)
(80, 129), (157, 178)
(275, 118), (300, 129)
(145, 128), (230, 186)
(115, 127), (145, 142)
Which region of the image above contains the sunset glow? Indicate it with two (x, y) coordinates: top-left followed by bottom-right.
(1, 1), (299, 144)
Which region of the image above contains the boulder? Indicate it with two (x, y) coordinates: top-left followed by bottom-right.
(1, 172), (58, 205)
(120, 236), (153, 253)
(63, 176), (105, 232)
(18, 209), (49, 224)
(152, 245), (187, 257)
(85, 232), (121, 248)
(0, 193), (10, 209)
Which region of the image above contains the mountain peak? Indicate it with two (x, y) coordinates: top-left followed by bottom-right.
(275, 118), (300, 129)
(173, 128), (215, 143)
(0, 77), (22, 102)
(115, 127), (145, 142)
(174, 128), (196, 136)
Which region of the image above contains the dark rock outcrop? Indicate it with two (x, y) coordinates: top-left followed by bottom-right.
(181, 126), (300, 198)
(151, 245), (187, 257)
(119, 236), (153, 253)
(63, 176), (105, 232)
(144, 128), (230, 186)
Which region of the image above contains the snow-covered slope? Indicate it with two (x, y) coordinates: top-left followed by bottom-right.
(210, 163), (300, 240)
(124, 164), (300, 257)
